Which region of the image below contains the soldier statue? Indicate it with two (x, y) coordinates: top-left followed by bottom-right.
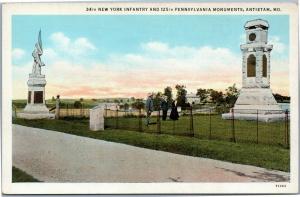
(32, 30), (45, 75)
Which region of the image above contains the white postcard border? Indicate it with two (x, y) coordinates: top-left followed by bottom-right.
(2, 2), (299, 194)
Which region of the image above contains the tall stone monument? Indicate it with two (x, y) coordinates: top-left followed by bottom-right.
(222, 19), (285, 122)
(18, 30), (55, 119)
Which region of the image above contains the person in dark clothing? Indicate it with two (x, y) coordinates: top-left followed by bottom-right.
(169, 100), (179, 120)
(160, 96), (168, 121)
(145, 93), (154, 126)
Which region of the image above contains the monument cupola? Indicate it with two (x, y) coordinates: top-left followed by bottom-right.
(245, 19), (269, 44)
(240, 19), (273, 89)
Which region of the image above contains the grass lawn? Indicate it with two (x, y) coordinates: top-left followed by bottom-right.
(12, 166), (40, 182)
(13, 118), (289, 172)
(105, 114), (288, 147)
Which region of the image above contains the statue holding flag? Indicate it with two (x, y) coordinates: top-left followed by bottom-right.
(32, 30), (45, 75)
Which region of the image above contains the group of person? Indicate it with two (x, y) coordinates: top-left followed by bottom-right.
(145, 93), (179, 126)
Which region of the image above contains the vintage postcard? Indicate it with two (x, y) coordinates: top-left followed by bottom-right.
(2, 1), (299, 194)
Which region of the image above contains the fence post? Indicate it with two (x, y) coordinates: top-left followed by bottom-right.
(209, 108), (212, 139)
(190, 106), (194, 137)
(231, 109), (236, 143)
(116, 108), (119, 129)
(66, 104), (69, 117)
(138, 108), (142, 132)
(285, 110), (289, 148)
(157, 110), (161, 134)
(256, 109), (259, 144)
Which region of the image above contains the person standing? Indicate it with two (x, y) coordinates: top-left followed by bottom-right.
(55, 95), (60, 119)
(145, 93), (154, 126)
(170, 100), (179, 121)
(161, 96), (168, 121)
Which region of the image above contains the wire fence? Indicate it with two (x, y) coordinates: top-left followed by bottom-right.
(55, 104), (90, 118)
(104, 107), (290, 148)
(14, 102), (290, 148)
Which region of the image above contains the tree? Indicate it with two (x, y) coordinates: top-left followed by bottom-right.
(80, 98), (84, 102)
(209, 89), (224, 105)
(130, 97), (135, 102)
(131, 99), (145, 110)
(196, 88), (208, 104)
(163, 86), (173, 107)
(51, 96), (55, 101)
(73, 101), (82, 108)
(225, 84), (239, 107)
(175, 84), (187, 107)
(124, 103), (129, 110)
(153, 92), (163, 110)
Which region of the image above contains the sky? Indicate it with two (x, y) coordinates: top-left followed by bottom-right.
(12, 15), (289, 99)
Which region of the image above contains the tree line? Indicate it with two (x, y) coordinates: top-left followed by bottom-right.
(128, 84), (290, 111)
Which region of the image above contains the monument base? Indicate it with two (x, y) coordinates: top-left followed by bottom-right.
(221, 87), (287, 122)
(222, 113), (287, 122)
(18, 104), (55, 119)
(17, 112), (55, 119)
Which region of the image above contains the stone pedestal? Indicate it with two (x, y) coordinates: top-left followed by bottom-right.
(222, 88), (286, 122)
(18, 74), (54, 119)
(89, 105), (105, 131)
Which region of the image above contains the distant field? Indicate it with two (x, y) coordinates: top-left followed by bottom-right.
(13, 99), (103, 109)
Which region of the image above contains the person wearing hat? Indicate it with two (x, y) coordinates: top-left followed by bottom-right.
(160, 95), (169, 121)
(145, 93), (154, 126)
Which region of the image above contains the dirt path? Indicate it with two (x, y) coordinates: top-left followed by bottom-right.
(12, 124), (289, 182)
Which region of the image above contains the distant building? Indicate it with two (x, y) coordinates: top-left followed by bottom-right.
(186, 93), (201, 105)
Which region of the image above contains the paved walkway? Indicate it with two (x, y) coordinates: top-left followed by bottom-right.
(13, 124), (289, 182)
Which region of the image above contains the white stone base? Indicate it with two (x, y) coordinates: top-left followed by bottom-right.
(18, 104), (55, 119)
(18, 112), (55, 119)
(234, 88), (282, 112)
(222, 87), (287, 122)
(222, 113), (287, 122)
(23, 104), (49, 113)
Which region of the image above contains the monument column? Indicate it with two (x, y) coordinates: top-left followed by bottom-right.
(241, 50), (247, 88)
(267, 52), (271, 87)
(18, 30), (54, 119)
(255, 48), (263, 87)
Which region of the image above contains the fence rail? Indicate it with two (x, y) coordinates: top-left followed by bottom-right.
(104, 107), (290, 148)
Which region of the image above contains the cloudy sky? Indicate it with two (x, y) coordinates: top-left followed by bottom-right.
(12, 15), (289, 99)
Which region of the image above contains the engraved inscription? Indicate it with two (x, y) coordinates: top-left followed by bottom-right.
(34, 91), (43, 104)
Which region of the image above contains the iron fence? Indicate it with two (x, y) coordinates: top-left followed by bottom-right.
(104, 107), (290, 148)
(56, 104), (90, 118)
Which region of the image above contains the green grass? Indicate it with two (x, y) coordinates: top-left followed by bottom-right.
(12, 166), (40, 182)
(13, 118), (289, 172)
(105, 114), (288, 147)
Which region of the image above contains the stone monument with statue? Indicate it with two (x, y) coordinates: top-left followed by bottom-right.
(222, 19), (286, 122)
(18, 30), (55, 119)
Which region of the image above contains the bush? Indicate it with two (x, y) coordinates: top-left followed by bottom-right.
(73, 101), (82, 109)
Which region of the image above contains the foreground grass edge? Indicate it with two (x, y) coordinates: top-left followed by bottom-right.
(12, 166), (40, 182)
(13, 118), (290, 172)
